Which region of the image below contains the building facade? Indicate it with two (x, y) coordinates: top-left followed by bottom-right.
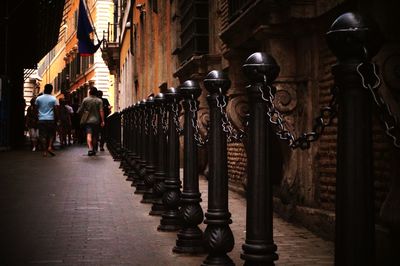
(102, 0), (400, 261)
(38, 0), (115, 108)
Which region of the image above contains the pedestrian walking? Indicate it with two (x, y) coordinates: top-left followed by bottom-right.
(64, 100), (74, 146)
(25, 97), (39, 151)
(35, 84), (59, 157)
(57, 98), (72, 148)
(97, 90), (111, 151)
(78, 86), (105, 156)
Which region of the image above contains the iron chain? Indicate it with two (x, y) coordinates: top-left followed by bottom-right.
(259, 76), (338, 150)
(150, 108), (157, 135)
(171, 102), (183, 134)
(189, 99), (209, 147)
(216, 93), (246, 142)
(160, 105), (169, 134)
(357, 62), (400, 148)
(144, 109), (149, 136)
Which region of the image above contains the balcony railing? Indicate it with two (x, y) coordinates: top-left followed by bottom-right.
(103, 22), (118, 44)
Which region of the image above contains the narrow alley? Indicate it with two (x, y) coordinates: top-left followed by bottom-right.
(0, 145), (333, 265)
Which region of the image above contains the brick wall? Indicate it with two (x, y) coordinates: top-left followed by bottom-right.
(227, 142), (247, 187)
(316, 44), (337, 211)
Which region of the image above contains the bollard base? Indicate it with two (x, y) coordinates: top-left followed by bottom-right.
(241, 242), (278, 266)
(157, 223), (181, 232)
(202, 254), (234, 266)
(158, 211), (181, 232)
(141, 191), (157, 204)
(149, 199), (166, 216)
(134, 181), (147, 194)
(173, 226), (205, 254)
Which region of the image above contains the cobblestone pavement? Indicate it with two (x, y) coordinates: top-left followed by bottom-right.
(0, 146), (333, 265)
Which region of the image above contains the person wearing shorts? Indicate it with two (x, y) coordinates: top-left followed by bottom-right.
(35, 84), (59, 157)
(78, 86), (105, 156)
(25, 97), (39, 151)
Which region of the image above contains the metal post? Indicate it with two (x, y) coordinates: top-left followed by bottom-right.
(134, 100), (148, 194)
(141, 96), (158, 203)
(150, 93), (168, 215)
(112, 111), (122, 160)
(158, 87), (182, 231)
(173, 80), (205, 254)
(202, 70), (235, 266)
(128, 105), (139, 181)
(241, 52), (279, 265)
(129, 103), (141, 186)
(326, 12), (382, 266)
(118, 109), (126, 166)
(121, 108), (131, 173)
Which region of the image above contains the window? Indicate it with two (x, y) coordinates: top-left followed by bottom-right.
(178, 0), (209, 64)
(151, 0), (158, 13)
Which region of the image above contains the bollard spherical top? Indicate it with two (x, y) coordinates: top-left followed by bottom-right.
(242, 52), (280, 83)
(326, 12), (382, 62)
(146, 96), (155, 106)
(154, 92), (166, 104)
(203, 70), (231, 94)
(165, 87), (181, 101)
(179, 80), (202, 99)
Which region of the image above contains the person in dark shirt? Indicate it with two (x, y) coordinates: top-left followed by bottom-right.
(78, 87), (104, 156)
(97, 90), (111, 151)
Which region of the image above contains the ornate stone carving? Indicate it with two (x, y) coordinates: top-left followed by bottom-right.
(273, 83), (297, 112)
(226, 94), (248, 131)
(197, 108), (210, 137)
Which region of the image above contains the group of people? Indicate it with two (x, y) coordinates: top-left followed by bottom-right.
(25, 84), (111, 157)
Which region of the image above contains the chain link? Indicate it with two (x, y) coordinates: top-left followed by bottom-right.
(189, 99), (209, 146)
(150, 108), (157, 135)
(259, 78), (338, 150)
(160, 105), (169, 133)
(216, 93), (246, 142)
(171, 102), (183, 134)
(144, 108), (149, 136)
(357, 62), (400, 148)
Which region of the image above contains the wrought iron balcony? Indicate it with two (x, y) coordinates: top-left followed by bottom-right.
(102, 22), (120, 74)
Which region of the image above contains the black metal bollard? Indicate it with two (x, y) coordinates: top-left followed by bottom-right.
(134, 100), (148, 194)
(119, 108), (128, 169)
(127, 105), (140, 182)
(106, 113), (118, 157)
(129, 103), (141, 186)
(150, 93), (168, 216)
(202, 70), (235, 266)
(122, 107), (132, 175)
(241, 52), (279, 265)
(326, 12), (382, 266)
(158, 87), (183, 231)
(109, 111), (122, 160)
(173, 80), (205, 254)
(141, 96), (158, 203)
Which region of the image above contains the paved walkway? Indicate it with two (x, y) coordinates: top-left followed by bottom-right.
(0, 145), (333, 265)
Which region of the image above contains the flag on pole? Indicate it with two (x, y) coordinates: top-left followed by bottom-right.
(77, 0), (101, 56)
